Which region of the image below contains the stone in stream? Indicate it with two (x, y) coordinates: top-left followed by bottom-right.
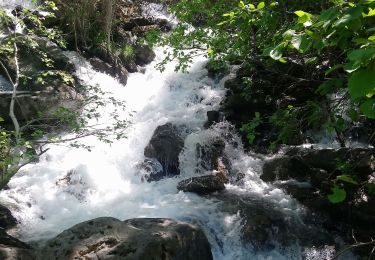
(203, 111), (220, 128)
(0, 204), (17, 230)
(39, 217), (213, 260)
(177, 175), (226, 195)
(196, 135), (226, 172)
(89, 57), (129, 85)
(134, 45), (156, 66)
(144, 123), (184, 177)
(138, 158), (165, 182)
(0, 204), (35, 260)
(215, 193), (335, 251)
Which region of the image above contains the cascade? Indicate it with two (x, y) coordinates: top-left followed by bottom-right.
(0, 1), (358, 259)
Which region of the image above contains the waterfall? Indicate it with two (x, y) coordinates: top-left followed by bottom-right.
(0, 1), (356, 259)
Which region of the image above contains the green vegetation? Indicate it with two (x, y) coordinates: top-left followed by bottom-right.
(149, 0), (375, 145)
(0, 2), (129, 189)
(146, 0), (375, 213)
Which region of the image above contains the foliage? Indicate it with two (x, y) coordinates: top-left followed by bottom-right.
(0, 2), (130, 189)
(240, 112), (262, 144)
(152, 0), (375, 149)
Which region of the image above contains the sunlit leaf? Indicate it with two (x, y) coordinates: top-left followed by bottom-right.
(257, 2), (265, 9)
(336, 175), (359, 185)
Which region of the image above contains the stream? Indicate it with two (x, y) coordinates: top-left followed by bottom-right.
(0, 1), (357, 259)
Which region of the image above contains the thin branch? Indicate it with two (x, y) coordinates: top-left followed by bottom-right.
(333, 240), (375, 260)
(12, 148), (50, 173)
(0, 61), (15, 86)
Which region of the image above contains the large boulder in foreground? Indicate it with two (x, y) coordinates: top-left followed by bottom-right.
(0, 229), (34, 260)
(39, 217), (213, 260)
(0, 204), (35, 260)
(144, 123), (184, 176)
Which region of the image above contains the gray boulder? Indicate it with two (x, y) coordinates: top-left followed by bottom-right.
(0, 229), (34, 260)
(177, 175), (225, 195)
(89, 57), (128, 85)
(144, 123), (184, 176)
(0, 204), (17, 230)
(204, 111), (220, 128)
(196, 136), (226, 172)
(138, 158), (165, 182)
(134, 45), (156, 66)
(39, 217), (213, 260)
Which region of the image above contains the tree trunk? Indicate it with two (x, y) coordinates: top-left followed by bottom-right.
(104, 0), (114, 53)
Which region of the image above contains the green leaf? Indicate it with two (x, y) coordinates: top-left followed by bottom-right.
(367, 183), (375, 196)
(328, 185), (347, 203)
(364, 8), (375, 17)
(360, 98), (375, 119)
(348, 69), (375, 99)
(336, 175), (359, 185)
(295, 10), (308, 17)
(239, 1), (245, 9)
(291, 34), (311, 53)
(334, 6), (363, 27)
(348, 48), (375, 63)
(257, 2), (265, 9)
(319, 7), (339, 22)
(0, 116), (4, 122)
(270, 44), (284, 60)
(294, 10), (313, 24)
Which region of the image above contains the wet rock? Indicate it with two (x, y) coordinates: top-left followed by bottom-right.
(0, 205), (17, 230)
(122, 17), (171, 32)
(144, 123), (184, 176)
(132, 25), (160, 35)
(134, 45), (156, 66)
(0, 229), (35, 260)
(195, 135), (237, 183)
(89, 57), (128, 85)
(177, 175), (225, 194)
(124, 60), (138, 73)
(204, 111), (220, 128)
(139, 158), (165, 182)
(261, 147), (375, 182)
(262, 147), (375, 246)
(39, 217), (213, 260)
(89, 58), (114, 74)
(56, 169), (89, 202)
(196, 136), (226, 172)
(216, 193), (334, 250)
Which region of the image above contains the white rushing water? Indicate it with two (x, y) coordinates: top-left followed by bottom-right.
(0, 1), (355, 260)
